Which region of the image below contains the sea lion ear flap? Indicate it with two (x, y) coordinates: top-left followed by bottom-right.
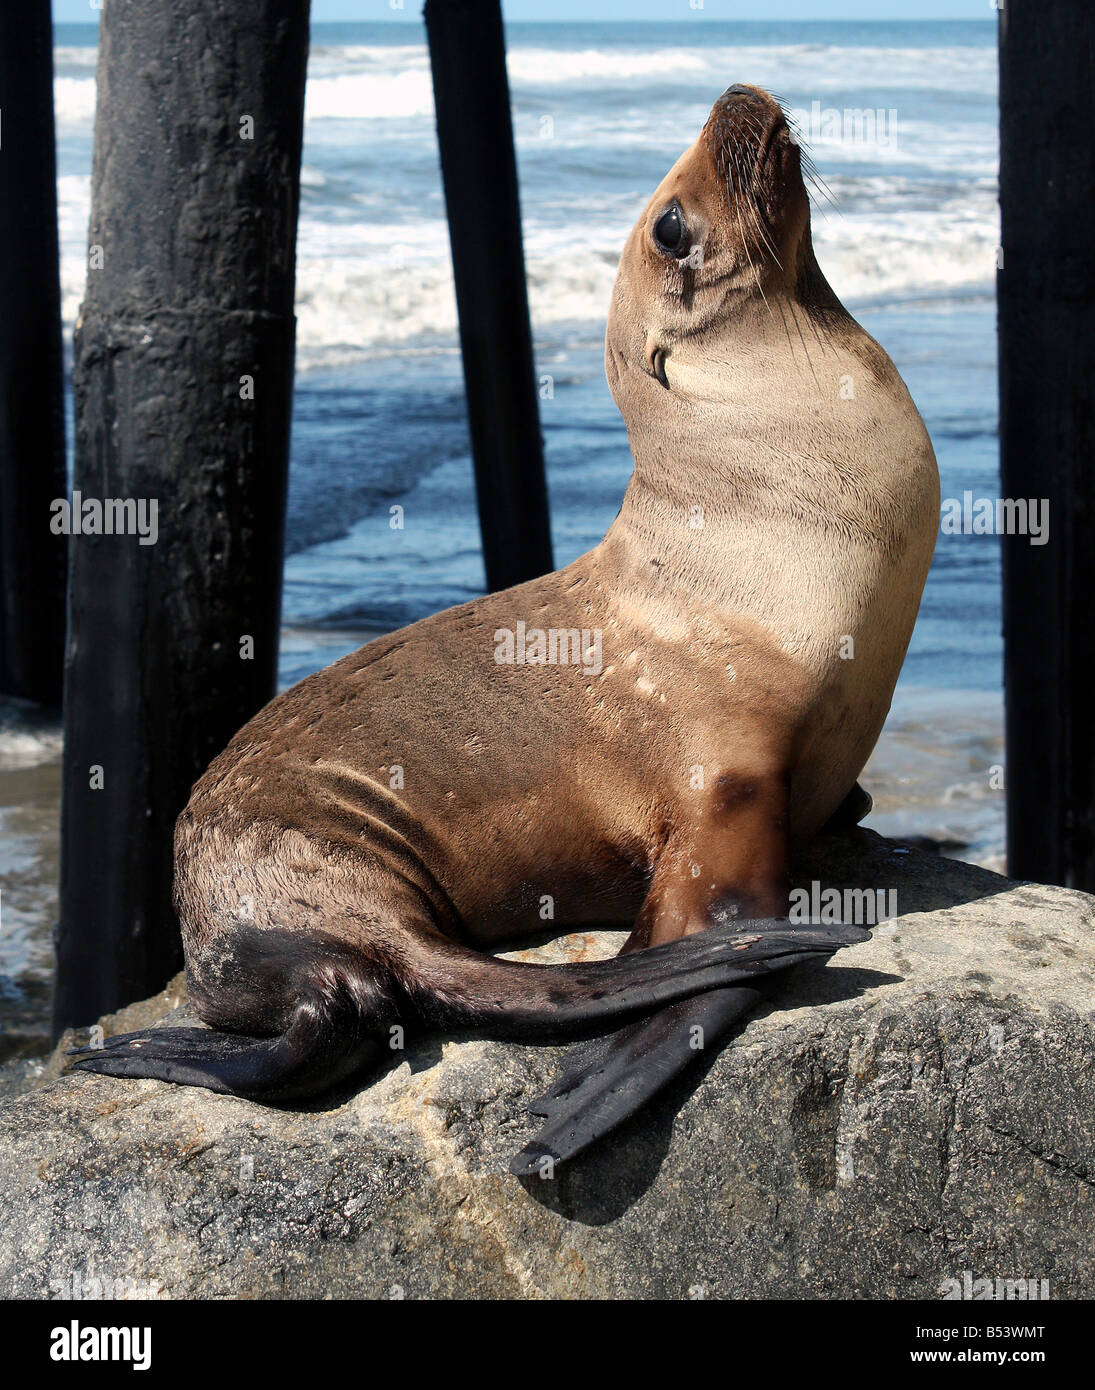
(645, 335), (669, 388)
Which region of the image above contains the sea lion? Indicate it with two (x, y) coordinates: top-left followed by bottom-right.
(72, 85), (939, 1174)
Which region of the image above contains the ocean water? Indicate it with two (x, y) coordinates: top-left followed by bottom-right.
(1, 20), (1004, 1048)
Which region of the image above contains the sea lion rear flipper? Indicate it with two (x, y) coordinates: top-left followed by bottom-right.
(70, 1026), (283, 1094)
(510, 986), (761, 1177)
(509, 921), (866, 1177)
(69, 1022), (386, 1100)
(70, 925), (395, 1103)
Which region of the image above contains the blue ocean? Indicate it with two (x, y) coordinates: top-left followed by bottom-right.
(1, 19), (1004, 1042)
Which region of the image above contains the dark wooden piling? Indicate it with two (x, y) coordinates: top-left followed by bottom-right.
(53, 0), (311, 1033)
(425, 0), (553, 590)
(998, 1), (1095, 890)
(0, 2), (67, 705)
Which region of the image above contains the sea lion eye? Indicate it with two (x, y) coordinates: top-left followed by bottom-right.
(653, 203), (689, 257)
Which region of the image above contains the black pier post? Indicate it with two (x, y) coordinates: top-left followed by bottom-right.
(54, 0), (312, 1033)
(998, 0), (1095, 890)
(424, 0), (554, 591)
(0, 2), (67, 704)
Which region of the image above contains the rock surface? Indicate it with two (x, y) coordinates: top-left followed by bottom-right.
(1, 829), (1092, 1300)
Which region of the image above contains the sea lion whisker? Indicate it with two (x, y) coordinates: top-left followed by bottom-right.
(737, 107), (779, 187)
(787, 296), (823, 390)
(730, 115), (787, 269)
(720, 138), (775, 305)
(727, 136), (780, 258)
(782, 125), (840, 213)
(727, 163), (771, 311)
(802, 163), (838, 205)
(773, 295), (799, 360)
(801, 158), (840, 213)
(801, 292), (836, 359)
(741, 194), (783, 271)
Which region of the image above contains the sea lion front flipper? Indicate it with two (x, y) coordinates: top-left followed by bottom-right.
(822, 781), (873, 832)
(510, 985), (762, 1177)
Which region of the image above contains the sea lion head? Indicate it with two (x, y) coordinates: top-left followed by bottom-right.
(606, 84), (825, 408)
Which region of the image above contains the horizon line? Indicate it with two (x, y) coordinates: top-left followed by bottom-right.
(54, 16), (999, 26)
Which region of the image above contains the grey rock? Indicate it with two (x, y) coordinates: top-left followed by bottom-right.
(0, 829), (1092, 1300)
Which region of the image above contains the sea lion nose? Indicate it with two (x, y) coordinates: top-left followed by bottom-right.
(705, 85), (778, 159)
(717, 83), (772, 108)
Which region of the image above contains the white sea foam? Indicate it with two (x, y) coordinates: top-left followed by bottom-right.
(53, 45), (98, 67)
(304, 68), (435, 121)
(298, 41), (996, 95)
(0, 718), (63, 771)
(53, 75), (96, 124)
(57, 174), (91, 332)
(523, 41), (995, 93)
(508, 47), (710, 83)
(310, 44), (427, 68)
